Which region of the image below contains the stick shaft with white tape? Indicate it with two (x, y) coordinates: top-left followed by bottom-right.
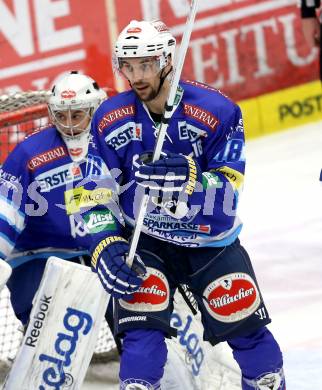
(127, 0), (199, 267)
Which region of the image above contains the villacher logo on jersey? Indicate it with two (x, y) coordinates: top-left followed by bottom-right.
(203, 273), (260, 323)
(120, 267), (169, 312)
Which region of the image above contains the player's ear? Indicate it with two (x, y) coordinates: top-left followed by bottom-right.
(167, 54), (173, 68)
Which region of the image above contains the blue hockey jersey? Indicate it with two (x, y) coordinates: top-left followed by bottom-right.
(91, 80), (246, 247)
(0, 126), (120, 268)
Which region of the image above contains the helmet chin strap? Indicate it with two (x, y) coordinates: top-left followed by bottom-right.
(155, 66), (173, 99)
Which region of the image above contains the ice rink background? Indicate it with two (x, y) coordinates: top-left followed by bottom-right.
(82, 120), (322, 390)
(239, 120), (322, 390)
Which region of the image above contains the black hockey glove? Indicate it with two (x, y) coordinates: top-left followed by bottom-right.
(91, 236), (146, 299)
(135, 151), (202, 218)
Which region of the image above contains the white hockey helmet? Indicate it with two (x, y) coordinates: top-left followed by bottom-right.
(114, 20), (176, 74)
(48, 72), (107, 162)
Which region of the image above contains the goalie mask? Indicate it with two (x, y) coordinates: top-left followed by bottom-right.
(48, 72), (107, 162)
(113, 20), (176, 82)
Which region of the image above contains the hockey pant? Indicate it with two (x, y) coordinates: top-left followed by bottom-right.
(114, 235), (285, 389)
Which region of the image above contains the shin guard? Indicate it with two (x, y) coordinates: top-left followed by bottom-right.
(228, 326), (285, 390)
(120, 329), (167, 390)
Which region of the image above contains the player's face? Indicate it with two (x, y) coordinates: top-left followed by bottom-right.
(119, 57), (163, 101)
(52, 109), (91, 137)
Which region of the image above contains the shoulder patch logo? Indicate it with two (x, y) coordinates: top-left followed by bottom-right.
(98, 105), (135, 134)
(183, 103), (219, 131)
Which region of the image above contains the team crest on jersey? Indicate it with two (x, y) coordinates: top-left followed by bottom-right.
(203, 273), (260, 323)
(119, 267), (169, 312)
(105, 122), (142, 150)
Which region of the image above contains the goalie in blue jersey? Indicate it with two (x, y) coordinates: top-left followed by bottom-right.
(90, 20), (286, 390)
(0, 72), (117, 327)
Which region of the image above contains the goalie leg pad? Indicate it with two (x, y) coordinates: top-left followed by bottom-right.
(6, 259), (47, 325)
(120, 328), (167, 390)
(228, 326), (285, 390)
(3, 256), (110, 390)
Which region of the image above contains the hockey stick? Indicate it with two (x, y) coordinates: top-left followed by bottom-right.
(0, 259), (11, 292)
(127, 0), (199, 266)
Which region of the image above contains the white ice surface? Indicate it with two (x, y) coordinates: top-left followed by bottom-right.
(238, 120), (322, 390)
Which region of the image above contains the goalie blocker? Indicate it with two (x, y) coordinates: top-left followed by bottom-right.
(3, 257), (110, 390)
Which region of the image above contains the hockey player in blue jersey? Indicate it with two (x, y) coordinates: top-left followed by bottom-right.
(0, 72), (114, 326)
(90, 20), (286, 390)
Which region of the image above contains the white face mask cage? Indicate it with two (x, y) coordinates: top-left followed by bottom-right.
(48, 72), (107, 162)
(48, 106), (93, 163)
(49, 106), (93, 136)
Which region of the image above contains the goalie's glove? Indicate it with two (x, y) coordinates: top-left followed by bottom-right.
(135, 151), (202, 218)
(91, 236), (146, 299)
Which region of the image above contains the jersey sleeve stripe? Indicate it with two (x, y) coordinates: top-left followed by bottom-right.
(0, 213), (24, 234)
(0, 233), (15, 258)
(0, 195), (25, 230)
